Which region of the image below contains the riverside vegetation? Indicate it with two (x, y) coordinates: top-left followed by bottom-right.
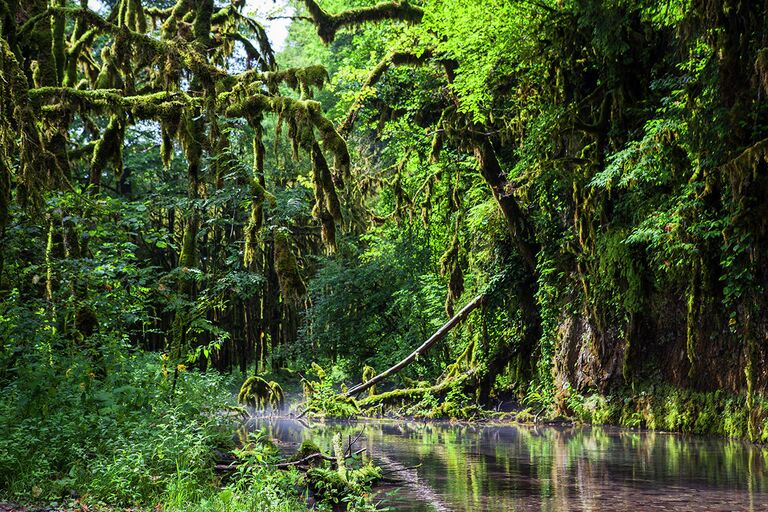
(2, 0), (768, 510)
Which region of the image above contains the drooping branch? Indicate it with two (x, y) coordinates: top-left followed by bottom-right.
(301, 0), (423, 44)
(226, 95), (349, 249)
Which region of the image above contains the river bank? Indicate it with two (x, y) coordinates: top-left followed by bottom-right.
(320, 378), (768, 444)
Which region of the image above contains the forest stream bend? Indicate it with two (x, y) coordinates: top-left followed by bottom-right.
(252, 418), (768, 512)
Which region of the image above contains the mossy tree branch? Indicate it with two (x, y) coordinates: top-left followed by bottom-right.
(301, 0), (423, 44)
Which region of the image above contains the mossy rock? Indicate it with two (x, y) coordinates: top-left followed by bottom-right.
(290, 439), (324, 463)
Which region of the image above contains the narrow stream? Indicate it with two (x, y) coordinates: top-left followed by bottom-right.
(249, 418), (768, 511)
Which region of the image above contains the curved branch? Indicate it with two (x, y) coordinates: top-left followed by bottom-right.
(301, 0), (423, 44)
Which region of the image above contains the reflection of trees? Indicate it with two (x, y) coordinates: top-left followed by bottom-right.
(250, 419), (768, 511)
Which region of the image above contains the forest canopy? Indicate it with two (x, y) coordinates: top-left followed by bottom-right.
(2, 0), (768, 507)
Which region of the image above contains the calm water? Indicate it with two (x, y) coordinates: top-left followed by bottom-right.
(249, 418), (768, 511)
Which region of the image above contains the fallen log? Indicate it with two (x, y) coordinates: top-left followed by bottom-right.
(345, 294), (484, 397)
(358, 367), (478, 408)
(215, 448), (366, 473)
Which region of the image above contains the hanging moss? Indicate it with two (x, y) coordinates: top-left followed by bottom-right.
(178, 214), (198, 271)
(420, 175), (433, 226)
(0, 39), (52, 209)
(273, 228), (307, 301)
(306, 100), (351, 184)
(244, 128), (276, 267)
(52, 0), (67, 85)
(64, 27), (99, 87)
(340, 49), (430, 134)
(362, 365), (376, 397)
(238, 375), (284, 410)
(116, 0), (148, 33)
(310, 142), (342, 221)
(429, 128), (443, 164)
(225, 94), (348, 252)
(302, 377), (316, 399)
(262, 65), (328, 97)
(268, 380), (284, 409)
(90, 114), (125, 187)
(440, 229), (464, 317)
(95, 47), (124, 90)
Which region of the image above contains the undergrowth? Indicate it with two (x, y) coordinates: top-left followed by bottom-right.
(0, 347), (378, 511)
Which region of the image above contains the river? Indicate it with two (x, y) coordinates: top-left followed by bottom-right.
(248, 417), (768, 511)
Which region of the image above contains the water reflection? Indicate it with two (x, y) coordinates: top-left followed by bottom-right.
(248, 418), (768, 511)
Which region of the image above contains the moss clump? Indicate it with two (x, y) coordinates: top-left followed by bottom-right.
(362, 365), (376, 397)
(238, 375), (284, 410)
(290, 439), (323, 463)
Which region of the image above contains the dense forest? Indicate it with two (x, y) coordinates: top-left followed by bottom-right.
(2, 0), (768, 510)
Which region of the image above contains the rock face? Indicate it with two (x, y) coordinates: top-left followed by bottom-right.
(552, 291), (768, 401)
(554, 315), (626, 393)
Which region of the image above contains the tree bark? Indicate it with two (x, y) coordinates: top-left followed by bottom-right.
(473, 139), (538, 273)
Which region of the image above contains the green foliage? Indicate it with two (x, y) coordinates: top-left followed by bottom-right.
(301, 363), (360, 418)
(0, 349), (236, 505)
(295, 221), (450, 380)
(4, 11), (768, 512)
(162, 430), (305, 512)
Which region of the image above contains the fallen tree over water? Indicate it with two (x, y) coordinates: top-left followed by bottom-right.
(346, 294), (484, 398)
